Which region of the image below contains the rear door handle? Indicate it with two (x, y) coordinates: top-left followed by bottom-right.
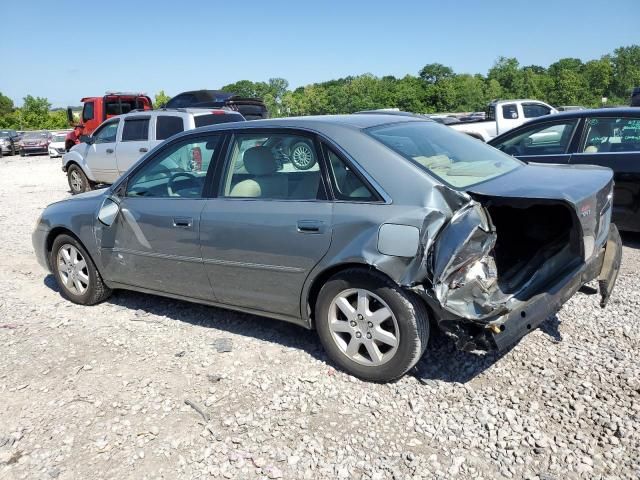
(106, 148), (114, 154)
(139, 147), (148, 153)
(172, 217), (193, 228)
(297, 220), (324, 233)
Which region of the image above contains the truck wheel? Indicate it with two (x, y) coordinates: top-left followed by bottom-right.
(315, 269), (429, 382)
(67, 165), (91, 195)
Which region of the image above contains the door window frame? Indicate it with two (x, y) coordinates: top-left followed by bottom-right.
(113, 132), (227, 199)
(215, 128), (330, 202)
(575, 115), (640, 155)
(92, 119), (120, 144)
(491, 118), (583, 157)
(121, 116), (151, 142)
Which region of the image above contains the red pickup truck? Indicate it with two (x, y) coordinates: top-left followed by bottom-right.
(65, 92), (152, 150)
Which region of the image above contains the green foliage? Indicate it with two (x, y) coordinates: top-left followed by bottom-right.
(154, 90), (171, 108)
(1, 44), (639, 130)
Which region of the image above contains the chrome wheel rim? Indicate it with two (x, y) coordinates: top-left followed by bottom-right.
(291, 144), (314, 168)
(57, 244), (89, 295)
(70, 171), (83, 192)
(328, 288), (399, 367)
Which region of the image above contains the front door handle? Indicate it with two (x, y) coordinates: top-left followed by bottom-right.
(139, 147), (148, 153)
(172, 217), (193, 228)
(297, 220), (324, 233)
(106, 148), (114, 154)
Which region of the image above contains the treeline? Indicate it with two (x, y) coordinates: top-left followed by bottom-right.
(1, 45), (639, 130)
(221, 45), (640, 117)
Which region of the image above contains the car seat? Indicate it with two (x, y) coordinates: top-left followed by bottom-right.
(229, 147), (288, 198)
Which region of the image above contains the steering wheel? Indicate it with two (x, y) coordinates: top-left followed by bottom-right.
(167, 172), (198, 197)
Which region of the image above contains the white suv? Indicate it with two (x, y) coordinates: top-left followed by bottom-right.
(62, 108), (244, 194)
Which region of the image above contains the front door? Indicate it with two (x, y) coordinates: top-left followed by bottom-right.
(116, 116), (152, 175)
(491, 118), (581, 165)
(99, 134), (222, 299)
(200, 131), (332, 317)
(570, 116), (640, 232)
(84, 119), (120, 183)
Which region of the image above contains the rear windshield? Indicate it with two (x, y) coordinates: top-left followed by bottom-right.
(194, 113), (244, 128)
(367, 121), (521, 188)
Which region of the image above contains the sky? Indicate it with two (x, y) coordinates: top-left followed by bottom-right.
(1, 0), (638, 108)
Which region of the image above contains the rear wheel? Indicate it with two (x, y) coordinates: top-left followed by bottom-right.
(315, 269), (429, 382)
(67, 164), (91, 194)
(51, 234), (111, 305)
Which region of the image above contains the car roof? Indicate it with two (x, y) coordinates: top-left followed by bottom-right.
(103, 107), (242, 120)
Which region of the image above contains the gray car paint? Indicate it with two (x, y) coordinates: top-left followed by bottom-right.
(33, 114), (617, 337)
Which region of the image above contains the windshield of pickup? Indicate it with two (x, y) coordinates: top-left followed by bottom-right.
(367, 121), (522, 188)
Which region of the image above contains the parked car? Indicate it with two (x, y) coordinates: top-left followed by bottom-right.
(631, 87), (640, 107)
(450, 99), (557, 141)
(489, 108), (640, 232)
(165, 90), (268, 120)
(558, 105), (586, 111)
(48, 132), (68, 158)
(34, 114), (621, 382)
(62, 108), (245, 194)
(0, 129), (22, 156)
(19, 131), (52, 156)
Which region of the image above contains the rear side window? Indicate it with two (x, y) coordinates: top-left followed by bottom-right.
(502, 104), (518, 119)
(122, 118), (150, 141)
(156, 116), (184, 140)
(582, 117), (640, 153)
(194, 113), (244, 128)
(326, 148), (376, 201)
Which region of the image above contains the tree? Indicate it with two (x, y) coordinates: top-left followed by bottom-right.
(0, 92), (14, 117)
(20, 96), (52, 129)
(419, 63), (454, 85)
(154, 90), (171, 108)
(611, 45), (640, 100)
(488, 57), (524, 98)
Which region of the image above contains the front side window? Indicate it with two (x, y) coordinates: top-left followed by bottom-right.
(368, 122), (521, 188)
(82, 102), (94, 122)
(222, 133), (322, 200)
(126, 136), (220, 198)
(502, 104), (518, 119)
(492, 120), (578, 156)
(156, 115), (184, 140)
(122, 118), (150, 142)
(93, 121), (119, 144)
(326, 148), (376, 200)
(522, 103), (552, 118)
(581, 117), (640, 153)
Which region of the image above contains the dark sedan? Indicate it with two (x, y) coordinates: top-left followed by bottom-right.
(489, 108), (640, 232)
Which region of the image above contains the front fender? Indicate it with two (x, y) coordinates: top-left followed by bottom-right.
(62, 145), (96, 182)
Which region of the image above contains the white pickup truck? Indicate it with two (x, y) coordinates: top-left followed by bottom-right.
(450, 99), (558, 141)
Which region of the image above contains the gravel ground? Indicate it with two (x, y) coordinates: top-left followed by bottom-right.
(0, 154), (639, 480)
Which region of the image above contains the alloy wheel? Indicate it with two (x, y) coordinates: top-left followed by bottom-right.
(56, 244), (90, 295)
(70, 170), (83, 193)
(291, 143), (315, 169)
(328, 288), (399, 366)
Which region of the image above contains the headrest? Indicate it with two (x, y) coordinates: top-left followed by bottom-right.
(243, 147), (278, 175)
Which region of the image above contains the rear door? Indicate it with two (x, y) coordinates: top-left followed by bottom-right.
(490, 118), (581, 165)
(199, 130), (332, 318)
(115, 116), (151, 174)
(83, 119), (120, 183)
(570, 116), (640, 231)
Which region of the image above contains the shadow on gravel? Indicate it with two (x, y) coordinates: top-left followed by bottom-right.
(621, 231), (640, 249)
(44, 274), (326, 361)
(413, 315), (562, 384)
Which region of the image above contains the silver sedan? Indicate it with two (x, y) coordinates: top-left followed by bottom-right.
(33, 114), (621, 381)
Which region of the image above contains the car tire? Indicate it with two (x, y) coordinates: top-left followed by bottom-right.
(50, 234), (112, 306)
(289, 141), (317, 170)
(315, 268), (429, 382)
(67, 164), (91, 195)
(19, 149), (24, 157)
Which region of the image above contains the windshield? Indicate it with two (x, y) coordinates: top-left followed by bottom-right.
(52, 134), (66, 142)
(23, 132), (48, 139)
(367, 121), (522, 188)
(0, 131), (11, 138)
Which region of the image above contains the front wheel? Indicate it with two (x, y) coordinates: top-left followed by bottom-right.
(315, 269), (429, 382)
(67, 164), (92, 194)
(51, 234), (112, 305)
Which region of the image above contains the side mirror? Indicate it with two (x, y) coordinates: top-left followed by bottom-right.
(80, 135), (93, 144)
(66, 107), (74, 125)
(97, 197), (120, 226)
